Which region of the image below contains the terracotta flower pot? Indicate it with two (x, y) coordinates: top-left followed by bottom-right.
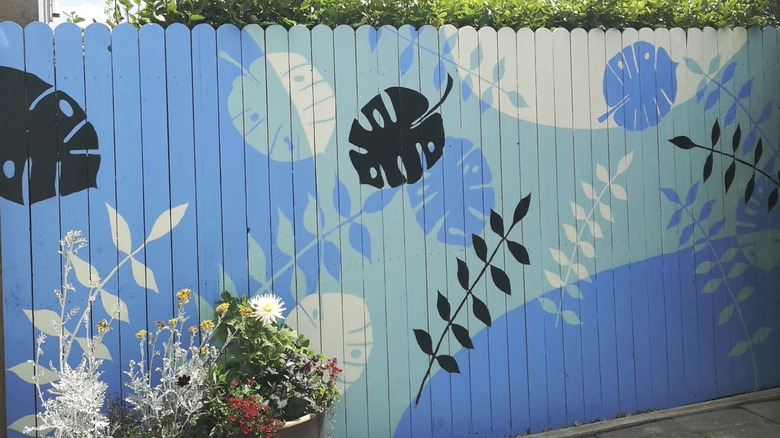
(276, 413), (325, 438)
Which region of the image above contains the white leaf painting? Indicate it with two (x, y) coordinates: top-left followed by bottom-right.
(8, 414), (48, 435)
(285, 292), (373, 393)
(130, 257), (158, 293)
(224, 32), (336, 161)
(219, 264), (238, 297)
(544, 270), (565, 288)
(549, 249), (570, 266)
(146, 203), (188, 243)
(248, 234), (267, 285)
(100, 289), (130, 323)
(611, 184), (628, 200)
(75, 337), (112, 360)
(303, 194), (318, 236)
(23, 309), (67, 337)
(106, 203), (132, 255)
(70, 254), (99, 289)
(616, 151), (634, 175)
(581, 182), (597, 200)
(8, 362), (58, 385)
(276, 208), (296, 259)
(596, 164), (609, 184)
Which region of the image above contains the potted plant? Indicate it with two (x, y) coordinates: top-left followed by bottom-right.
(194, 291), (342, 437)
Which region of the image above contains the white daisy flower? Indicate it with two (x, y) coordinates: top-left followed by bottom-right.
(248, 293), (286, 325)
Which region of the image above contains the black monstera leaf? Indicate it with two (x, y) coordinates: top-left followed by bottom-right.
(349, 75), (454, 188)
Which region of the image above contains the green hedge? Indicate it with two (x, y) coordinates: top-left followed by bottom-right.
(102, 0), (777, 29)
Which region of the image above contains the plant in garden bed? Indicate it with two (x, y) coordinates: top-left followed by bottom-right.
(123, 288), (233, 438)
(25, 230), (116, 437)
(195, 291), (342, 436)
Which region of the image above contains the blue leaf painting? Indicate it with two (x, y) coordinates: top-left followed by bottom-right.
(667, 208), (683, 229)
(757, 101), (773, 124)
(699, 199), (715, 222)
(685, 183), (699, 206)
(660, 187), (681, 204)
(724, 103), (738, 127)
(506, 91), (527, 109)
(679, 223), (695, 246)
(705, 89), (720, 110)
(738, 80), (753, 99)
(600, 41), (678, 131)
(433, 59), (446, 91)
(400, 42), (415, 76)
(322, 240), (341, 281)
(349, 222), (372, 260)
(721, 62), (736, 84)
(708, 219), (725, 237)
(407, 137), (494, 247)
(334, 175), (352, 218)
(743, 127), (758, 154)
(362, 186), (400, 214)
(462, 77), (473, 101)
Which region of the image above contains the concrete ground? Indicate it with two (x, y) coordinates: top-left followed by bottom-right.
(520, 388), (780, 438)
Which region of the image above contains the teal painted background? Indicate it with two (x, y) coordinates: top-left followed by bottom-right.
(1, 22), (779, 437)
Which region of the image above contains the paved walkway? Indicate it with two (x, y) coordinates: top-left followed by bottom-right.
(521, 388), (780, 438)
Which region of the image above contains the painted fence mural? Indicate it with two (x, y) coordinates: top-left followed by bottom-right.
(1, 21), (779, 437)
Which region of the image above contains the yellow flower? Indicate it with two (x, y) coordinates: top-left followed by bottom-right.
(188, 325), (198, 333)
(200, 346), (209, 354)
(239, 308), (253, 318)
(199, 320), (214, 331)
(135, 329), (147, 338)
(176, 288), (192, 303)
(97, 319), (111, 334)
(154, 321), (166, 329)
(216, 302), (230, 314)
(169, 318), (178, 327)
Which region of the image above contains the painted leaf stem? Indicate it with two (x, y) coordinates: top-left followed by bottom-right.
(413, 193), (531, 404)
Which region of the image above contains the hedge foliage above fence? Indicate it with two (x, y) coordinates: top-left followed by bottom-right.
(102, 0), (777, 29)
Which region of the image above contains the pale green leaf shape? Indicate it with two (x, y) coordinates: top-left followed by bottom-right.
(538, 297), (558, 314)
(75, 337), (112, 360)
(571, 263), (590, 281)
(70, 253), (99, 288)
(727, 262), (748, 279)
(8, 362), (58, 385)
(106, 203), (132, 255)
(581, 182), (596, 200)
(566, 284), (583, 299)
(23, 309), (67, 337)
(616, 152), (634, 175)
(549, 249), (570, 266)
(737, 230), (780, 274)
(285, 292), (372, 392)
(276, 208), (295, 259)
(695, 261), (713, 275)
(751, 326), (772, 344)
(701, 278), (722, 294)
(146, 203), (188, 243)
(599, 203), (614, 223)
(100, 289), (129, 323)
(737, 286), (755, 302)
(544, 270), (565, 288)
(130, 257), (158, 293)
(199, 295), (216, 321)
(684, 57), (703, 74)
(561, 310), (581, 325)
(718, 304), (735, 325)
(570, 202), (587, 221)
(293, 265), (307, 301)
(728, 340), (750, 358)
(596, 164), (609, 184)
(248, 234), (267, 285)
(719, 248), (740, 264)
(303, 194), (318, 236)
(224, 41), (336, 161)
(8, 414), (48, 435)
(587, 220), (603, 239)
(611, 184), (627, 200)
(707, 55), (721, 74)
(219, 264), (237, 297)
(579, 241), (596, 258)
(563, 224), (577, 244)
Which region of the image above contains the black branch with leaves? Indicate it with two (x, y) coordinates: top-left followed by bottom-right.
(669, 119), (780, 211)
(413, 193), (531, 404)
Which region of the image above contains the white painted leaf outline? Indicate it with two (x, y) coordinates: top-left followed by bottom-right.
(146, 203), (188, 243)
(106, 203), (132, 254)
(100, 289), (129, 323)
(130, 257), (158, 293)
(8, 362), (58, 385)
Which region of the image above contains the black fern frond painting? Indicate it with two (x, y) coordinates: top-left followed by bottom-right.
(669, 119), (780, 211)
(413, 194), (532, 404)
(348, 74), (454, 188)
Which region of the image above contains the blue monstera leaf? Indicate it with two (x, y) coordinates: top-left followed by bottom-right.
(600, 41), (678, 131)
(407, 137), (494, 247)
